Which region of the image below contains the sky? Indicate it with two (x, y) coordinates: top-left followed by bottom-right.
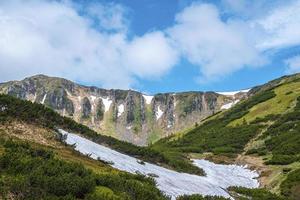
(0, 0), (300, 94)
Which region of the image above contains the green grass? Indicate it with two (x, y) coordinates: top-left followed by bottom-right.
(0, 135), (169, 200)
(230, 81), (300, 126)
(151, 77), (300, 188)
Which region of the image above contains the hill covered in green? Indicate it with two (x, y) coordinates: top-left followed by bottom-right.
(150, 73), (300, 199)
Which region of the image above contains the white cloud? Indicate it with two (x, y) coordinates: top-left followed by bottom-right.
(168, 3), (265, 81)
(0, 0), (177, 89)
(285, 55), (300, 74)
(84, 2), (129, 32)
(256, 0), (300, 50)
(124, 31), (178, 78)
(0, 0), (300, 88)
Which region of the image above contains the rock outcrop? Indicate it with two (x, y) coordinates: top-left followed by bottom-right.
(0, 75), (248, 145)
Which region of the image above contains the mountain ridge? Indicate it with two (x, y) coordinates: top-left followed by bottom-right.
(0, 74), (248, 145)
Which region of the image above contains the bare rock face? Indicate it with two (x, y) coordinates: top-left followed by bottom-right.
(0, 75), (249, 146)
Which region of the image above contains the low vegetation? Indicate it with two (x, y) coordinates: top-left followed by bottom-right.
(177, 194), (229, 200)
(228, 187), (284, 200)
(0, 138), (168, 200)
(151, 77), (300, 199)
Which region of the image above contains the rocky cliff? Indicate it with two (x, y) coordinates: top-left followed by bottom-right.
(0, 75), (248, 145)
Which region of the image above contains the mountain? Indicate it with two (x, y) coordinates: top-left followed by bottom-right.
(150, 73), (300, 199)
(0, 74), (248, 145)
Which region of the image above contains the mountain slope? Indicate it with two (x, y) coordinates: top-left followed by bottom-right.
(151, 73), (300, 199)
(0, 75), (247, 145)
(0, 93), (204, 176)
(0, 111), (168, 199)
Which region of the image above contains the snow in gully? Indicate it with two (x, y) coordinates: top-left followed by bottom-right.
(58, 130), (259, 199)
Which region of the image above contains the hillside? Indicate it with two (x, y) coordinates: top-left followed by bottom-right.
(0, 111), (168, 199)
(150, 73), (300, 200)
(1, 73), (300, 199)
(0, 75), (247, 146)
(0, 93), (253, 200)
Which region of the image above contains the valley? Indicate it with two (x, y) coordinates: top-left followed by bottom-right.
(60, 129), (259, 199)
(0, 73), (300, 199)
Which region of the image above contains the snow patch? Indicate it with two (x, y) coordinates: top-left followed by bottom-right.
(100, 97), (112, 112)
(221, 100), (240, 110)
(156, 106), (163, 120)
(41, 94), (47, 104)
(117, 104), (124, 117)
(217, 89), (250, 96)
(0, 106), (7, 112)
(90, 95), (97, 102)
(142, 95), (154, 104)
(59, 130), (259, 199)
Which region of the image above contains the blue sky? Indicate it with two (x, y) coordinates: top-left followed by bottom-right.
(0, 0), (300, 94)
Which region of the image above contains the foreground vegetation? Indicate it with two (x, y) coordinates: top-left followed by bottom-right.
(0, 138), (169, 200)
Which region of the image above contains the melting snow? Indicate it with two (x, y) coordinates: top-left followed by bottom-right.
(117, 104), (124, 117)
(100, 97), (112, 112)
(59, 130), (259, 199)
(156, 106), (163, 120)
(143, 95), (154, 104)
(217, 89), (250, 96)
(90, 95), (97, 102)
(41, 94), (47, 104)
(221, 100), (240, 110)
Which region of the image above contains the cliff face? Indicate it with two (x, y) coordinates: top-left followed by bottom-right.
(0, 75), (248, 145)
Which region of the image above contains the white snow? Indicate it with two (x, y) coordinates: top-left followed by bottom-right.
(0, 106), (7, 112)
(90, 95), (97, 102)
(41, 94), (47, 104)
(59, 130), (259, 199)
(221, 100), (240, 110)
(117, 104), (125, 117)
(100, 97), (112, 112)
(143, 95), (154, 104)
(217, 89), (251, 96)
(156, 106), (164, 120)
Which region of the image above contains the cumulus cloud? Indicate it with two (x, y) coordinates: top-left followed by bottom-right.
(285, 55), (300, 74)
(0, 0), (177, 89)
(124, 31), (178, 78)
(167, 3), (265, 81)
(256, 0), (300, 50)
(0, 0), (300, 88)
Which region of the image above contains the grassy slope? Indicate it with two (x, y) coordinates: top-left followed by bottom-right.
(0, 124), (168, 200)
(151, 74), (300, 199)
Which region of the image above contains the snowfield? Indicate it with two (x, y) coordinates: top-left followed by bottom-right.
(143, 94), (154, 104)
(59, 130), (259, 199)
(217, 89), (251, 96)
(221, 100), (240, 110)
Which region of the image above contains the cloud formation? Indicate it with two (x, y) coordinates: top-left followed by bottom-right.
(0, 0), (176, 88)
(285, 55), (300, 73)
(168, 3), (264, 81)
(0, 0), (300, 88)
